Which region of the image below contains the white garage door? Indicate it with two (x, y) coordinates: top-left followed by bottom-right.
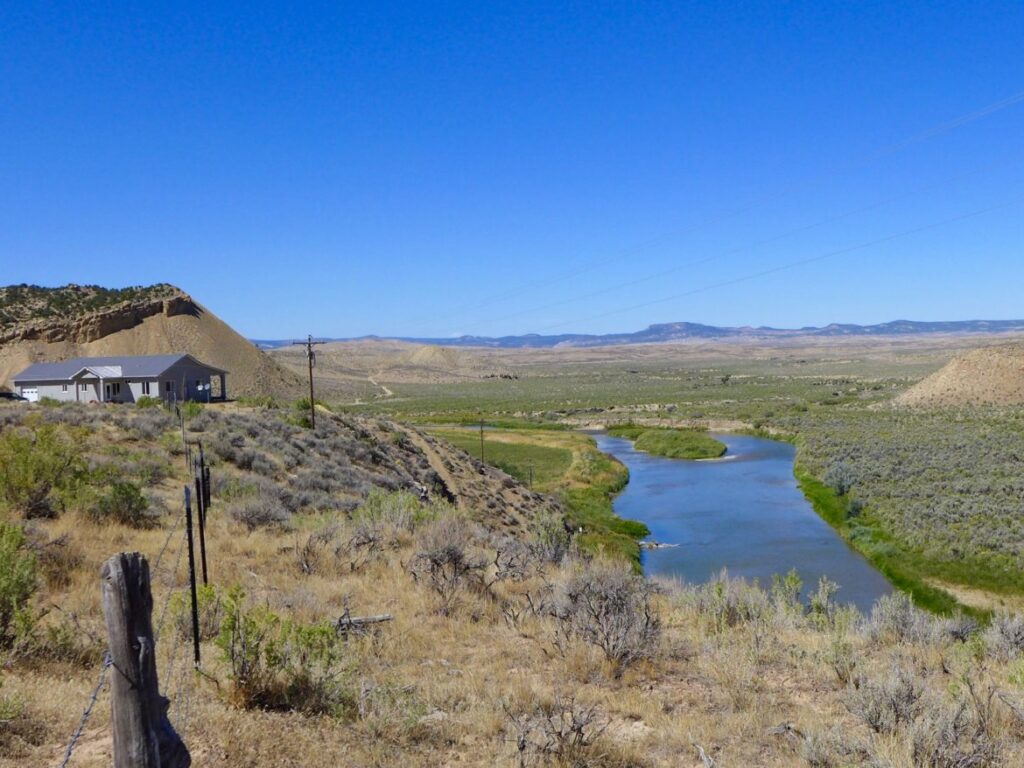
(21, 388), (38, 402)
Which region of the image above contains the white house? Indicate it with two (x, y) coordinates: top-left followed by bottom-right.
(13, 354), (228, 404)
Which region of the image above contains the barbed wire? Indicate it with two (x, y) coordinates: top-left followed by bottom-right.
(155, 529), (188, 644)
(151, 509), (184, 578)
(56, 652), (112, 768)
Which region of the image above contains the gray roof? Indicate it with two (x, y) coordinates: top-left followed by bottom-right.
(14, 354), (226, 383)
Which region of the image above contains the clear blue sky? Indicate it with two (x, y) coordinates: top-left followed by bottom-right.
(2, 2), (1022, 338)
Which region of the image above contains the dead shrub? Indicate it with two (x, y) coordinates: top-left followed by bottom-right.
(407, 516), (488, 615)
(504, 696), (611, 768)
(552, 560), (660, 677)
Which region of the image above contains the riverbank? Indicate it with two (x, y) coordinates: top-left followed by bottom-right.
(427, 426), (647, 565)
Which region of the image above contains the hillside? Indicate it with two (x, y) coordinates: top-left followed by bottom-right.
(897, 342), (1024, 407)
(3, 401), (1024, 767)
(269, 340), (517, 399)
(0, 284), (301, 398)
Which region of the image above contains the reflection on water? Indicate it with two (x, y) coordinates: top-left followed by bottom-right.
(594, 432), (892, 613)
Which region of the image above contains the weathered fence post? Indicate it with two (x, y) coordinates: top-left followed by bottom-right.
(100, 552), (190, 768)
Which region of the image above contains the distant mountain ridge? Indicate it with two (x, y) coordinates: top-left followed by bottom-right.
(254, 319), (1024, 350)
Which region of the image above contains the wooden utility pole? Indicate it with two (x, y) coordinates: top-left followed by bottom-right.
(100, 552), (190, 768)
(292, 335), (324, 429)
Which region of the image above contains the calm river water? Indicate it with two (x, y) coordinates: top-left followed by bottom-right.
(593, 432), (892, 613)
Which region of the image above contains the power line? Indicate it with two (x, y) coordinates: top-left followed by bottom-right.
(530, 197), (1024, 333)
(421, 87), (1024, 333)
(483, 156), (1018, 327)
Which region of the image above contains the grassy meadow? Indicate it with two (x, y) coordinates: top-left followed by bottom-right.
(428, 426), (647, 565)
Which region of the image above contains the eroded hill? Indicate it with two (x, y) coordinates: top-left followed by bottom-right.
(0, 284), (301, 398)
(897, 342), (1024, 407)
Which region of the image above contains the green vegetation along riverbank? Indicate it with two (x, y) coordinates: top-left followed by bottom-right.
(606, 424), (727, 460)
(428, 427), (647, 565)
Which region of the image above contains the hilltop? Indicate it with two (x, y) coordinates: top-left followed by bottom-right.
(897, 342), (1024, 407)
(0, 284), (301, 398)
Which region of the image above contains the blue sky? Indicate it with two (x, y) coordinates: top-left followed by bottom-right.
(2, 2), (1022, 338)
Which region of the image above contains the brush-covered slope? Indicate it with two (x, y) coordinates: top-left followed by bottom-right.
(0, 283), (301, 398)
(897, 342), (1024, 407)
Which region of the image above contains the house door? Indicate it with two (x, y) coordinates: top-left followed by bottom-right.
(104, 384), (111, 401)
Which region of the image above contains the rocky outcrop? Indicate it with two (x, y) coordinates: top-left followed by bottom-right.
(0, 292), (195, 346)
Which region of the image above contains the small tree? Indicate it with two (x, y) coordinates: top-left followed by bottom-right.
(824, 461), (856, 496)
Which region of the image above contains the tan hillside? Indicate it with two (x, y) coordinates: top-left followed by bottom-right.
(270, 340), (518, 399)
(896, 342), (1024, 407)
(0, 284), (302, 398)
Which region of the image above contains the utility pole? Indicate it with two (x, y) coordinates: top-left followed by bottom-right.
(292, 334), (324, 428)
(479, 416), (485, 461)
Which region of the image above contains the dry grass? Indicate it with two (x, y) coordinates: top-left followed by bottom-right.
(4, 405), (1024, 767)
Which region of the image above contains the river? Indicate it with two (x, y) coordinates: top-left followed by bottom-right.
(593, 432), (892, 613)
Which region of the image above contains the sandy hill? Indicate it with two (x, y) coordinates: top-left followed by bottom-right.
(897, 342), (1024, 407)
(0, 284), (302, 398)
(269, 340), (518, 399)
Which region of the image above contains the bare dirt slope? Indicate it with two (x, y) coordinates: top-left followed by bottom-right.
(896, 342), (1024, 407)
(0, 286), (302, 398)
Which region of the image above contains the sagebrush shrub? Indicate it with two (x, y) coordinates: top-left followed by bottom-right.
(866, 592), (936, 645)
(983, 612), (1024, 661)
(89, 481), (155, 528)
(217, 587), (354, 716)
(0, 420), (87, 518)
(0, 524), (36, 648)
(229, 496), (291, 531)
(845, 665), (925, 734)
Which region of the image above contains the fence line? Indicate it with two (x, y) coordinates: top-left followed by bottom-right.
(56, 407), (214, 765)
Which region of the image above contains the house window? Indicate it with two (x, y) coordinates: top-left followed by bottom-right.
(62, 384), (68, 392)
(142, 381), (151, 395)
(112, 383), (121, 395)
(165, 381), (175, 393)
(80, 383), (88, 392)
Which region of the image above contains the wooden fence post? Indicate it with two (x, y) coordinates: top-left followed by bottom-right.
(100, 552), (190, 768)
